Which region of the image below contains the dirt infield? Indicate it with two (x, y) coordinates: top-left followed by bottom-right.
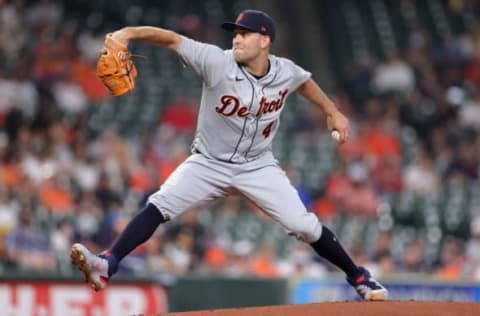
(149, 301), (480, 316)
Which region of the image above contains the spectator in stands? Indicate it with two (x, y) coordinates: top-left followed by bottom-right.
(460, 21), (480, 60)
(165, 210), (211, 270)
(326, 161), (379, 217)
(417, 68), (443, 101)
(20, 135), (60, 186)
(407, 25), (430, 55)
(249, 243), (280, 278)
(70, 140), (100, 192)
(38, 176), (74, 213)
(73, 191), (101, 247)
(11, 57), (39, 121)
(25, 0), (62, 29)
(344, 54), (374, 103)
(374, 252), (396, 277)
(144, 235), (177, 275)
(52, 64), (88, 116)
(458, 86), (480, 130)
(400, 237), (427, 273)
(435, 236), (467, 280)
(0, 185), (19, 256)
(0, 140), (22, 190)
(163, 230), (194, 275)
(361, 117), (402, 168)
(221, 240), (253, 277)
(32, 25), (68, 86)
(4, 207), (57, 270)
(429, 127), (455, 176)
(50, 219), (74, 272)
(371, 231), (393, 262)
(371, 49), (415, 95)
(202, 243), (230, 275)
(0, 71), (19, 121)
(371, 154), (403, 196)
(338, 109), (402, 172)
(369, 231), (396, 277)
(92, 195), (125, 249)
(445, 139), (479, 180)
(0, 0), (27, 62)
(403, 146), (440, 196)
(77, 20), (105, 65)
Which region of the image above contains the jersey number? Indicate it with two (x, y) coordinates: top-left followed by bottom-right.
(262, 122), (275, 138)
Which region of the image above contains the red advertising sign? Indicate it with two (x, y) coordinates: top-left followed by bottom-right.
(0, 282), (167, 316)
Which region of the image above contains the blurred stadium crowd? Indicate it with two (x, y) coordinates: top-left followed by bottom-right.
(1, 0), (480, 282)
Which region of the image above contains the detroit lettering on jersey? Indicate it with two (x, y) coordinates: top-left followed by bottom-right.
(178, 36), (311, 163)
(215, 89), (288, 117)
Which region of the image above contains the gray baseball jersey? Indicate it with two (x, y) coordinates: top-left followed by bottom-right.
(148, 36), (322, 243)
(178, 36), (311, 163)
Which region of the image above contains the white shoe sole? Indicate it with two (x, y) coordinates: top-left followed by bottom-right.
(365, 289), (388, 301)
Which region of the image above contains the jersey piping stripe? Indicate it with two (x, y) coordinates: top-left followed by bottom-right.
(243, 114), (259, 162)
(228, 64), (255, 162)
(244, 67), (278, 160)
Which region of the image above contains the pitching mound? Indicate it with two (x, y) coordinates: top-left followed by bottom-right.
(152, 301), (479, 316)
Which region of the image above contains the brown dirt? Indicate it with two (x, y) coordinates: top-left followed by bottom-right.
(147, 301), (480, 316)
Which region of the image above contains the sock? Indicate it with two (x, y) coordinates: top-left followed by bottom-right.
(102, 203), (166, 277)
(310, 225), (360, 279)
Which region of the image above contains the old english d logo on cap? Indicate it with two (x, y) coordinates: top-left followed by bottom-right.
(236, 13), (244, 23)
(221, 10), (276, 42)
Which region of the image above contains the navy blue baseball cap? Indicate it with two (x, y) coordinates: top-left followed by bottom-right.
(222, 10), (275, 42)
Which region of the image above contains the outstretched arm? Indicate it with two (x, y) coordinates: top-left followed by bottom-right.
(110, 26), (182, 53)
(296, 79), (350, 143)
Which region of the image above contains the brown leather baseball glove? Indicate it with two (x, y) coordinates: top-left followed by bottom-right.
(97, 34), (138, 97)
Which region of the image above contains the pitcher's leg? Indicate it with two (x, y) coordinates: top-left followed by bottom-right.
(234, 164), (387, 300)
(234, 165), (359, 278)
(72, 154), (229, 291)
(147, 154), (229, 221)
(234, 164), (322, 243)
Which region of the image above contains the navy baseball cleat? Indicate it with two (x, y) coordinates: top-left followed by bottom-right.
(71, 243), (110, 291)
(347, 267), (388, 301)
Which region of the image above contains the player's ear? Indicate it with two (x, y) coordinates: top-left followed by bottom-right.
(260, 35), (270, 49)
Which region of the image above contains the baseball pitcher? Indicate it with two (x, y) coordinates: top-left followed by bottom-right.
(71, 9), (388, 301)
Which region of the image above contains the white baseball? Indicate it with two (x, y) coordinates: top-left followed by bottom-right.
(331, 130), (340, 142)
